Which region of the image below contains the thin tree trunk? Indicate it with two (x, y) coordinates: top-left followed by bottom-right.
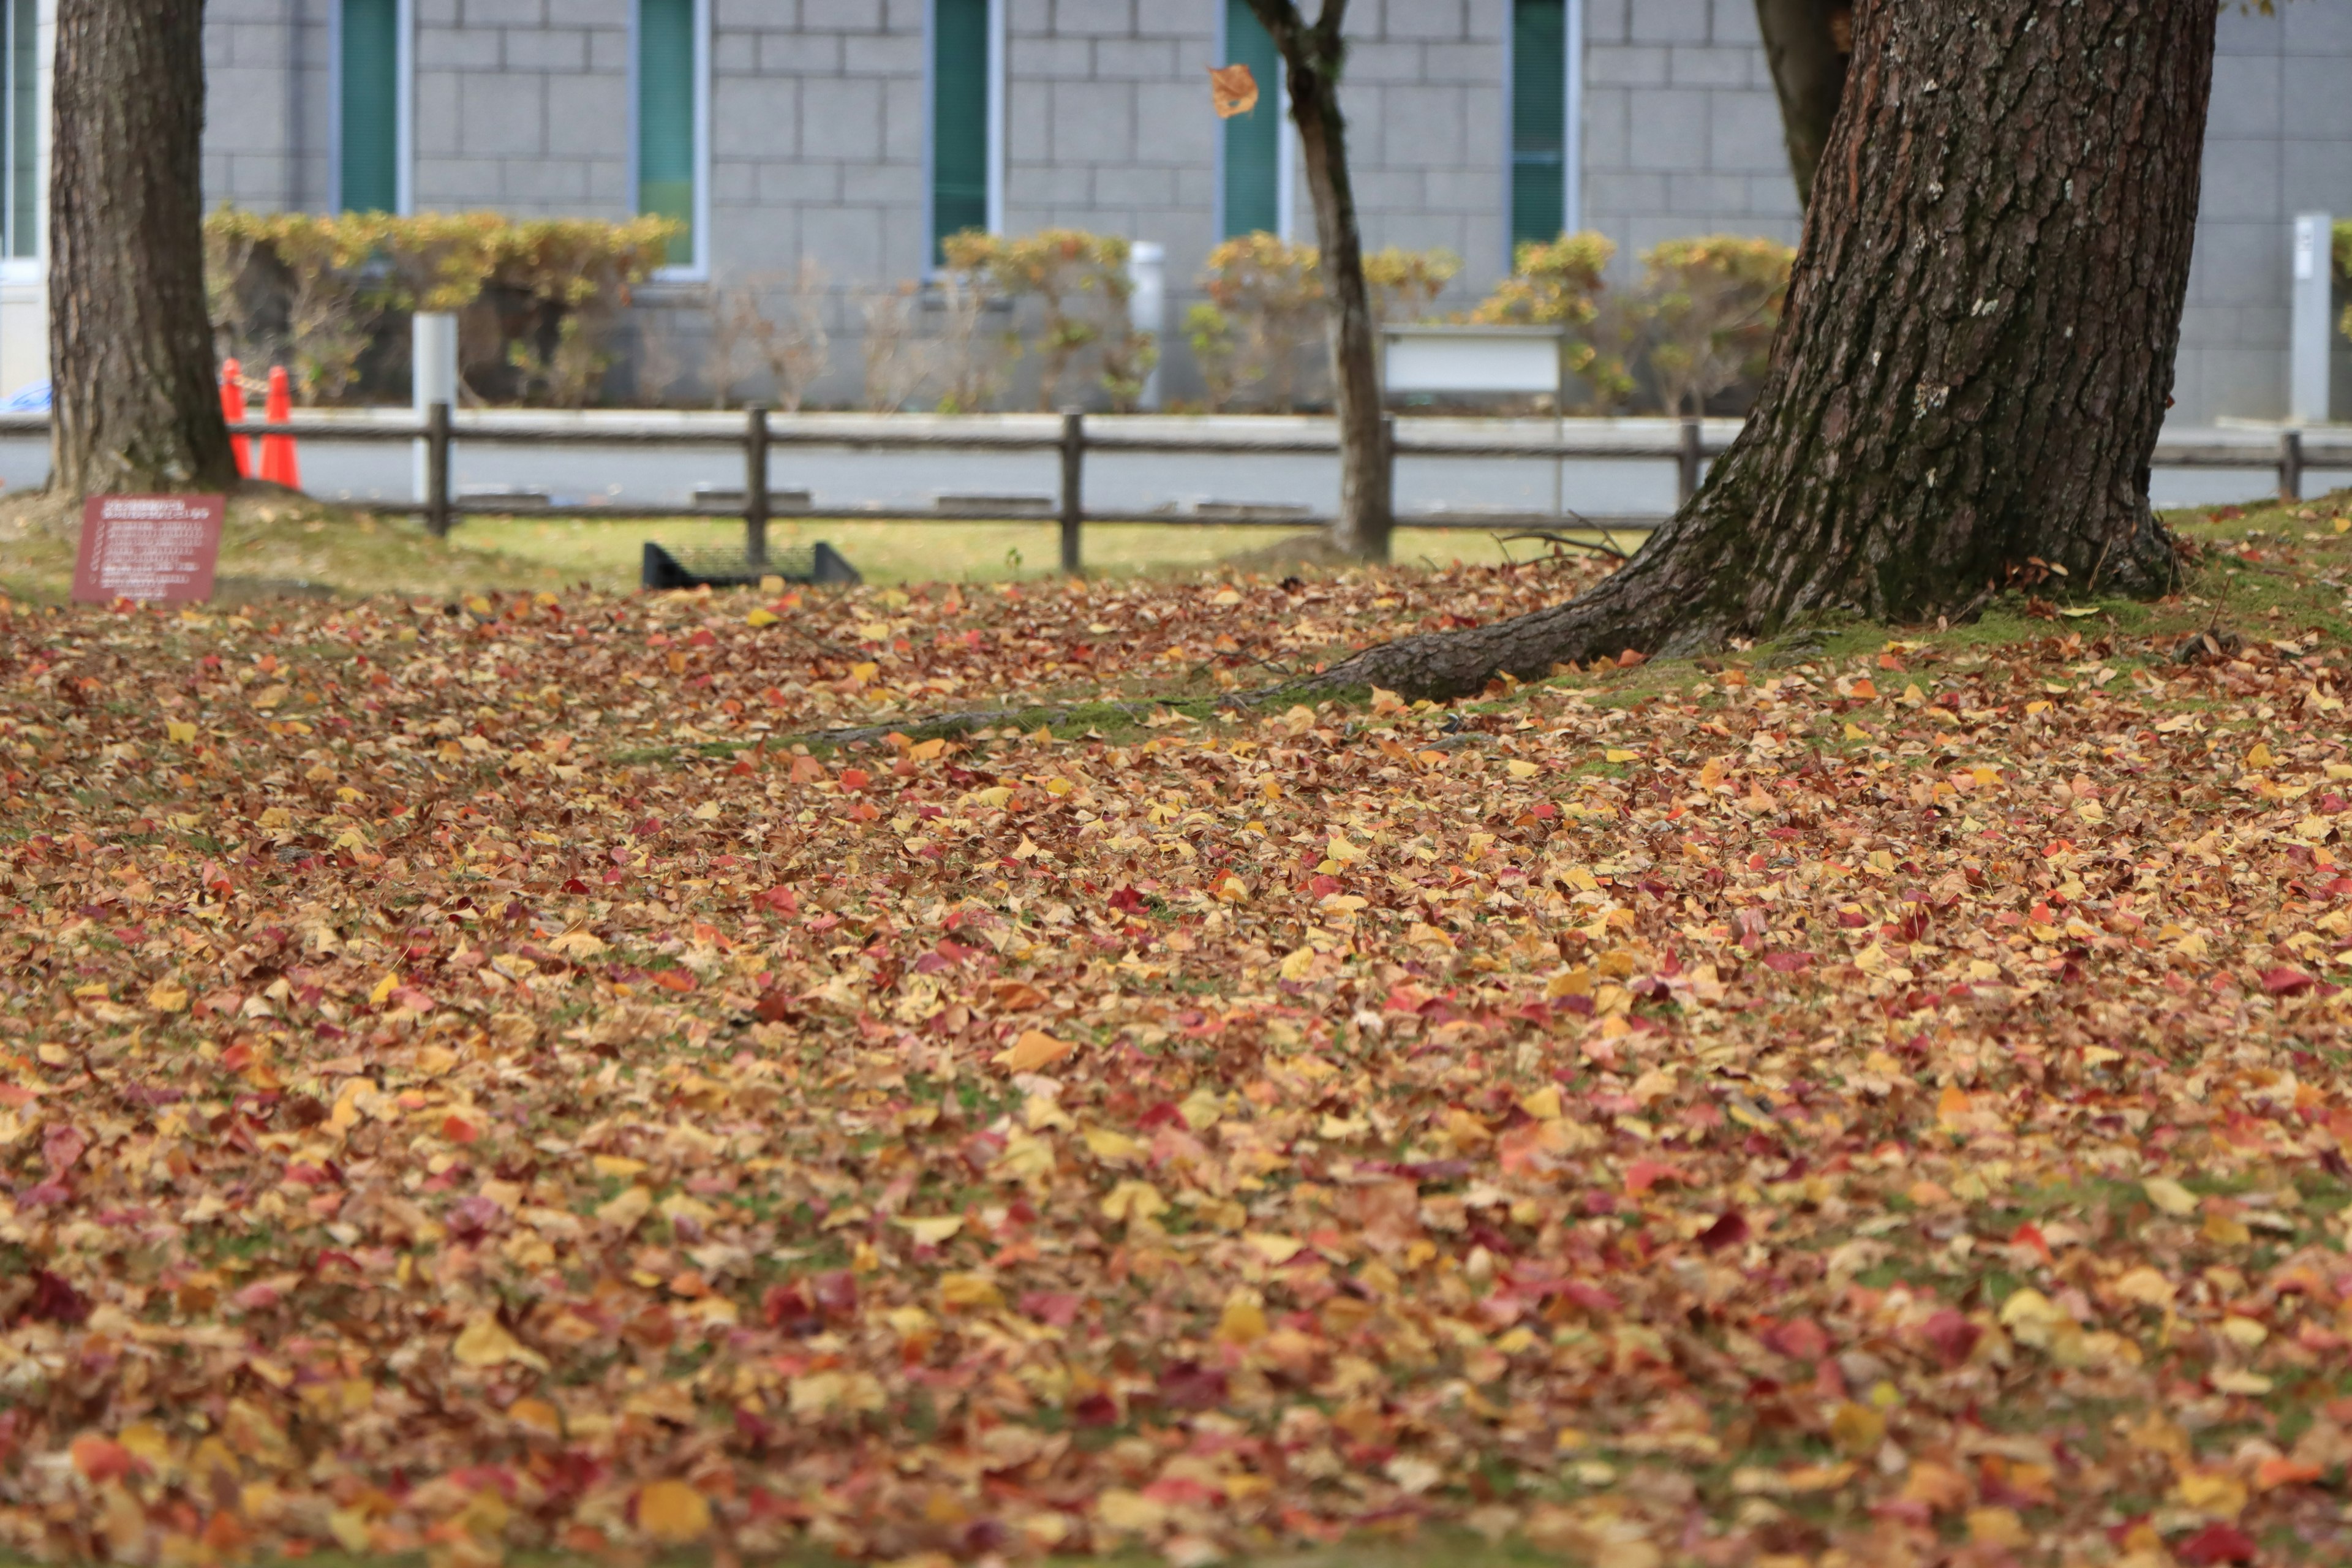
(48, 0), (238, 499)
(1754, 0), (1849, 208)
(1318, 0), (2210, 701)
(1248, 0), (1391, 562)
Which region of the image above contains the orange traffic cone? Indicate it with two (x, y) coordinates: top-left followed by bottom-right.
(220, 359), (252, 477)
(258, 366), (301, 489)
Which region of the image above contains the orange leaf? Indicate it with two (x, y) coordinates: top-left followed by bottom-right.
(636, 1479), (711, 1545)
(1210, 62), (1259, 118)
(2256, 1457), (2324, 1491)
(70, 1435), (135, 1483)
(993, 1029), (1076, 1074)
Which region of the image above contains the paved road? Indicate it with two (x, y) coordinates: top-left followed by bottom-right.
(0, 415), (2334, 523)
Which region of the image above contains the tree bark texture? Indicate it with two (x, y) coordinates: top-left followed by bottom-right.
(1247, 0), (1392, 562)
(1321, 0), (2211, 701)
(1754, 0), (1850, 207)
(48, 0), (238, 498)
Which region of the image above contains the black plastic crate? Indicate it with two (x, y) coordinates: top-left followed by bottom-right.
(642, 541), (862, 590)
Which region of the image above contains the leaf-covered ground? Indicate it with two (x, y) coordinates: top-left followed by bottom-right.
(8, 502), (2352, 1568)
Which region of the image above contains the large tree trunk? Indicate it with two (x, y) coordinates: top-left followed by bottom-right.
(1247, 0), (1391, 562)
(1321, 0), (2210, 701)
(48, 0), (238, 498)
(1754, 0), (1850, 206)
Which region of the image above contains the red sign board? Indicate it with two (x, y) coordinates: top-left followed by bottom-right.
(72, 494), (226, 604)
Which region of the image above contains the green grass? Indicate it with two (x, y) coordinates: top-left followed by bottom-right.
(1, 503), (1549, 603)
(466, 514), (1535, 589)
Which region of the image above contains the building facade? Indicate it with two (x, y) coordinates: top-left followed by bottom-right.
(0, 0), (2346, 418)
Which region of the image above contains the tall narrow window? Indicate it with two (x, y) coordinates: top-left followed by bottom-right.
(1510, 0), (1567, 247)
(637, 0), (703, 273)
(2, 0), (36, 260)
(932, 0), (992, 265)
(1221, 0), (1280, 238)
(340, 0), (402, 213)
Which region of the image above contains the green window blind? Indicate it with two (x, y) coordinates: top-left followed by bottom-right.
(1221, 0), (1280, 238)
(638, 0), (697, 268)
(4, 0), (36, 258)
(1511, 0), (1566, 249)
(340, 0), (400, 214)
(932, 0), (990, 265)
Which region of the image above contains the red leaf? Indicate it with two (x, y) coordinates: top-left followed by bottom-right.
(2261, 966), (2314, 995)
(1920, 1308), (1983, 1369)
(1697, 1210), (1749, 1251)
(1624, 1157), (1680, 1194)
(2176, 1523), (2258, 1565)
(1763, 950), (1812, 972)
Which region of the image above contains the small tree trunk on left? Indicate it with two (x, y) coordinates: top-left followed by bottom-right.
(48, 0), (238, 499)
(1248, 0), (1390, 562)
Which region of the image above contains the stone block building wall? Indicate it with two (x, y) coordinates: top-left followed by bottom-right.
(2177, 3), (2352, 423)
(1577, 0), (1801, 276)
(47, 0), (2352, 421)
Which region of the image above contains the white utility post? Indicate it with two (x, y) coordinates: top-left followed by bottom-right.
(412, 311), (459, 502)
(2291, 212), (2334, 426)
(1129, 241), (1166, 411)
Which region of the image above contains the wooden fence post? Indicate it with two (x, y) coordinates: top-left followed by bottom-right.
(426, 401), (452, 538)
(1060, 409), (1085, 577)
(1677, 416), (1703, 507)
(745, 404), (771, 568)
(2280, 428), (2305, 505)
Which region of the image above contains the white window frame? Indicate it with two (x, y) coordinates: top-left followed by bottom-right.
(631, 0), (711, 282)
(329, 0), (415, 216)
(0, 0), (49, 283)
(923, 0), (1006, 274)
(1502, 0), (1583, 259)
(1213, 2), (1298, 244)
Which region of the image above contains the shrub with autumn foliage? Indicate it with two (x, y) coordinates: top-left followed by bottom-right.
(940, 228), (1158, 412)
(203, 209), (680, 407)
(1187, 234), (1461, 412)
(1634, 235), (1795, 418)
(1468, 232), (1627, 408)
(1469, 232), (1795, 415)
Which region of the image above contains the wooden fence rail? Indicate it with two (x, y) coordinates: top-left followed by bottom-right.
(1, 412), (2340, 576)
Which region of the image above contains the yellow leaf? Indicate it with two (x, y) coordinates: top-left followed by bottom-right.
(1097, 1487), (1169, 1532)
(165, 720), (198, 744)
(1829, 1401), (1885, 1458)
(328, 1508), (373, 1553)
(636, 1479), (712, 1545)
(2247, 741), (2276, 769)
(146, 982), (188, 1013)
(1605, 748), (1639, 763)
(896, 1215), (964, 1245)
(2143, 1177), (2198, 1216)
(1935, 1085), (1972, 1129)
(592, 1155), (647, 1179)
(1967, 1507), (2029, 1548)
(939, 1272), (1003, 1311)
(1082, 1126), (1142, 1161)
(1407, 921), (1457, 950)
(2113, 1267), (2175, 1308)
(1326, 833), (1366, 863)
(451, 1314), (548, 1373)
(1506, 760), (1540, 780)
(1216, 1292), (1268, 1344)
(1517, 1084), (1563, 1121)
(2176, 1469), (2250, 1519)
(992, 1028), (1076, 1074)
(1101, 1180), (1167, 1224)
(597, 1186), (654, 1230)
(1243, 1232), (1305, 1265)
(691, 801), (722, 821)
(369, 972), (399, 1005)
(745, 608), (778, 628)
